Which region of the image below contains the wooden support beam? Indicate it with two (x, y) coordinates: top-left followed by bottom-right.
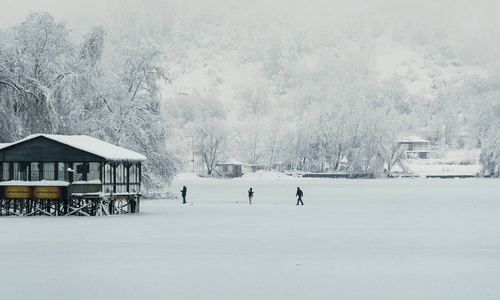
(1, 196), (138, 216)
(0, 207), (22, 216)
(64, 203), (92, 216)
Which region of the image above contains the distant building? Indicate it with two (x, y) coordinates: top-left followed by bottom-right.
(216, 159), (244, 177)
(398, 136), (432, 159)
(245, 163), (266, 172)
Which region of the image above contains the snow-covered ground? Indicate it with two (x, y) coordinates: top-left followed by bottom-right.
(1, 176), (500, 299)
(406, 148), (482, 177)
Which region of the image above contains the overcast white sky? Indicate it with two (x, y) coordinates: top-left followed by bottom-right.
(2, 0), (498, 44)
(0, 0), (244, 38)
(0, 0), (360, 41)
(0, 0), (117, 40)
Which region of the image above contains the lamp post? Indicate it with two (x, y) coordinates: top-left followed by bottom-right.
(186, 136), (195, 173)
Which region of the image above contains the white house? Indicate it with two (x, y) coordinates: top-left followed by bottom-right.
(398, 136), (432, 159)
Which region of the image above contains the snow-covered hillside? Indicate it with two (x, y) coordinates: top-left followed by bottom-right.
(153, 0), (499, 174)
(372, 34), (489, 97)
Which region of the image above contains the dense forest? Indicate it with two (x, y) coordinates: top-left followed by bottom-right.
(2, 1), (500, 186)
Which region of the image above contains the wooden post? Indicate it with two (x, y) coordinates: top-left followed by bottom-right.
(113, 164), (117, 194)
(126, 165), (130, 193)
(69, 162), (74, 183)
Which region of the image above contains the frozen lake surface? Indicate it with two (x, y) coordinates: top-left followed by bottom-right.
(1, 177), (500, 299)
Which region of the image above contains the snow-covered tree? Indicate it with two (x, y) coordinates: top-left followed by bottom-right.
(0, 12), (74, 140)
(194, 98), (228, 175)
(480, 124), (500, 176)
(109, 47), (178, 189)
(0, 13), (179, 190)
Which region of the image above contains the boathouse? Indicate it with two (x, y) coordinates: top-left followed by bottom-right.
(0, 134), (146, 216)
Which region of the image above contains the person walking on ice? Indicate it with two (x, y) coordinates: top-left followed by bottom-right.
(296, 187), (304, 205)
(248, 187), (254, 204)
(181, 186), (187, 204)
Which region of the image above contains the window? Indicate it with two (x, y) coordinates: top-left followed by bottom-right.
(43, 163), (56, 180)
(30, 163), (40, 181)
(130, 164), (137, 183)
(57, 162), (69, 181)
(104, 163), (114, 183)
(122, 165), (129, 192)
(131, 164), (141, 183)
(116, 185), (126, 193)
(223, 166), (228, 172)
(89, 162), (100, 181)
(4, 163), (9, 180)
(74, 162), (89, 181)
(13, 162), (28, 181)
(102, 163), (140, 194)
(116, 164), (125, 183)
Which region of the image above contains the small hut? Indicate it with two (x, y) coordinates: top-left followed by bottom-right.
(0, 134), (146, 216)
(398, 136), (432, 159)
(216, 159), (244, 177)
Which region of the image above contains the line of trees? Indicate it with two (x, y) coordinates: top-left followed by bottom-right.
(167, 73), (500, 176)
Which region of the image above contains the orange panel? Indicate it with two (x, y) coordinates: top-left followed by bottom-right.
(33, 186), (62, 199)
(4, 186), (32, 199)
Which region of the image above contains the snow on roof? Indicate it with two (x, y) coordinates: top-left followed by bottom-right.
(217, 158), (245, 165)
(0, 180), (70, 186)
(7, 134), (147, 162)
(0, 143), (11, 150)
(399, 136), (430, 143)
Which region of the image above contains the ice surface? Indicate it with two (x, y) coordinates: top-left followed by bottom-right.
(1, 176), (500, 299)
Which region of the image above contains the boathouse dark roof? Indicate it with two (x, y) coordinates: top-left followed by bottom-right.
(0, 134), (147, 163)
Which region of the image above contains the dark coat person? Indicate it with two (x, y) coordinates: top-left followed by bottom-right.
(296, 187), (304, 205)
(248, 187), (254, 204)
(181, 186), (187, 204)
